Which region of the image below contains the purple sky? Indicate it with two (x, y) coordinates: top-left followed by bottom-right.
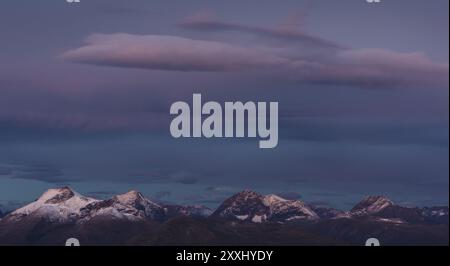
(0, 0), (448, 210)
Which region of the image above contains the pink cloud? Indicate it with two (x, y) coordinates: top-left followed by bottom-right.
(61, 34), (288, 72)
(294, 49), (449, 87)
(62, 33), (448, 89)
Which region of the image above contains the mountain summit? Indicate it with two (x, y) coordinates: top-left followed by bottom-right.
(6, 187), (98, 223)
(350, 195), (394, 216)
(212, 190), (318, 222)
(350, 195), (449, 224)
(80, 190), (165, 221)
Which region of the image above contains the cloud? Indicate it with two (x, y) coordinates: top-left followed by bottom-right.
(281, 117), (449, 147)
(176, 177), (198, 185)
(61, 34), (288, 72)
(180, 13), (343, 51)
(170, 171), (199, 185)
(154, 191), (171, 200)
(0, 166), (12, 176)
(7, 163), (80, 183)
(302, 48), (449, 88)
(205, 186), (236, 193)
(62, 32), (448, 89)
(178, 14), (448, 88)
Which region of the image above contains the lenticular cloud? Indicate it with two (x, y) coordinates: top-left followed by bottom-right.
(62, 33), (449, 89)
(61, 33), (288, 72)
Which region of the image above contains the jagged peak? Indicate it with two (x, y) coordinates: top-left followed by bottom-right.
(263, 194), (290, 207)
(114, 190), (162, 209)
(38, 187), (77, 204)
(233, 190), (262, 198)
(351, 195), (394, 214)
(360, 195), (393, 205)
(115, 190), (145, 203)
(118, 190), (143, 198)
(223, 190), (265, 206)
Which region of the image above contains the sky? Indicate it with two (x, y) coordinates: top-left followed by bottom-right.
(0, 0), (448, 211)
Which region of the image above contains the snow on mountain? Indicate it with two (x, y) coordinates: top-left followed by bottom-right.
(79, 190), (165, 221)
(212, 190), (269, 222)
(213, 191), (445, 225)
(115, 190), (164, 219)
(350, 195), (394, 216)
(6, 187), (98, 223)
(348, 196), (449, 224)
(263, 194), (287, 205)
(212, 190), (318, 223)
(420, 206), (449, 224)
(3, 188), (169, 224)
(422, 206), (449, 218)
(2, 187), (214, 225)
(2, 187), (448, 228)
(264, 194), (319, 221)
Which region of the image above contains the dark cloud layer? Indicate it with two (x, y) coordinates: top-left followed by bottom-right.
(10, 164), (78, 183)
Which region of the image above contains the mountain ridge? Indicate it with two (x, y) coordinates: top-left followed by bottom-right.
(1, 187), (448, 225)
(0, 187), (447, 245)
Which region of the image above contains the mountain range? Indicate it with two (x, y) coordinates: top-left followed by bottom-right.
(0, 187), (447, 245)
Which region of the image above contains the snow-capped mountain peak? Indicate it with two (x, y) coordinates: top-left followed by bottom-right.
(37, 187), (76, 203)
(79, 190), (165, 221)
(212, 190), (268, 222)
(3, 188), (213, 225)
(212, 191), (319, 223)
(233, 190), (263, 202)
(8, 187), (98, 223)
(114, 190), (160, 209)
(351, 195), (394, 216)
(263, 194), (319, 221)
(115, 190), (142, 201)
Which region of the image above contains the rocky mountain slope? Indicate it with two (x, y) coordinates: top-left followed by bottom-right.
(348, 195), (449, 225)
(211, 190), (318, 222)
